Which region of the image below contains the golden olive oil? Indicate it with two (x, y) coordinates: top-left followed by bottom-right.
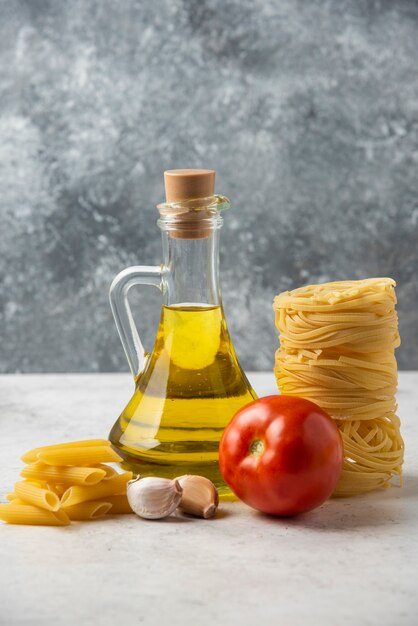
(109, 305), (256, 494)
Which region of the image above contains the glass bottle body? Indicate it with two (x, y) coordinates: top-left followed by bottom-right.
(109, 198), (256, 493)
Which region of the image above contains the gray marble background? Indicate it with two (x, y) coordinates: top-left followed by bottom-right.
(1, 0), (417, 373)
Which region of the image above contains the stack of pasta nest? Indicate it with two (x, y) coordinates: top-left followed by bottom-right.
(273, 278), (404, 496)
(0, 439), (133, 525)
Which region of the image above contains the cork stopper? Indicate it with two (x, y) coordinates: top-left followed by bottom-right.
(164, 169), (215, 203)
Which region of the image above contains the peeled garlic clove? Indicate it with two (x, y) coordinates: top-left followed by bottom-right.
(176, 475), (219, 519)
(127, 477), (183, 520)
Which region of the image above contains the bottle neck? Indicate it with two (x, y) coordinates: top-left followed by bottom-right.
(156, 194), (229, 308)
(161, 227), (221, 307)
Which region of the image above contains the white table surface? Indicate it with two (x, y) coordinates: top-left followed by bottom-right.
(0, 372), (417, 626)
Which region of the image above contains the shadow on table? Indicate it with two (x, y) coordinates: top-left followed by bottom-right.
(105, 508), (231, 523)
(398, 472), (418, 498)
(258, 473), (417, 532)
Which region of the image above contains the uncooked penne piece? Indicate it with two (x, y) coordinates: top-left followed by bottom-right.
(21, 463), (107, 486)
(9, 481), (50, 501)
(9, 499), (70, 523)
(63, 500), (112, 520)
(94, 464), (117, 480)
(105, 494), (133, 514)
(61, 472), (132, 507)
(38, 446), (122, 466)
(47, 483), (67, 496)
(21, 439), (110, 464)
(14, 481), (60, 512)
(53, 508), (71, 525)
(0, 503), (70, 526)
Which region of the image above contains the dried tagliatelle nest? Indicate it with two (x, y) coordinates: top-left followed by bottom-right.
(273, 277), (404, 496)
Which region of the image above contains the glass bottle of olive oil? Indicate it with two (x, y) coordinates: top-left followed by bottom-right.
(109, 169), (256, 494)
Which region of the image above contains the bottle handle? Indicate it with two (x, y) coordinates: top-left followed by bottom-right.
(109, 265), (164, 379)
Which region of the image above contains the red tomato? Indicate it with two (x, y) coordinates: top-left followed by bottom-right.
(219, 395), (343, 516)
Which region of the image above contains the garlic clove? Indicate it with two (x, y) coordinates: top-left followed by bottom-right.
(176, 475), (219, 519)
(127, 477), (183, 520)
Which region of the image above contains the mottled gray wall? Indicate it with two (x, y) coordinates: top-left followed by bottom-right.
(1, 0), (417, 373)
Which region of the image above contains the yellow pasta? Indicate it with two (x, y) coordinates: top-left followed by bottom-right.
(105, 494), (133, 514)
(21, 463), (107, 486)
(3, 438), (133, 526)
(63, 501), (112, 520)
(61, 471), (133, 507)
(14, 481), (60, 511)
(273, 277), (404, 496)
(21, 439), (110, 463)
(47, 483), (67, 496)
(0, 503), (70, 526)
(37, 445), (122, 466)
(94, 464), (118, 480)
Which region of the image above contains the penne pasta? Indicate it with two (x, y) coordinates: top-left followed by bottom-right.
(0, 503), (70, 526)
(94, 464), (117, 480)
(14, 481), (60, 512)
(61, 471), (132, 507)
(38, 446), (122, 466)
(9, 499), (71, 523)
(47, 483), (67, 496)
(21, 463), (107, 486)
(21, 439), (110, 464)
(63, 500), (112, 520)
(105, 494), (133, 514)
(3, 437), (136, 526)
(16, 478), (47, 488)
(53, 508), (71, 525)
